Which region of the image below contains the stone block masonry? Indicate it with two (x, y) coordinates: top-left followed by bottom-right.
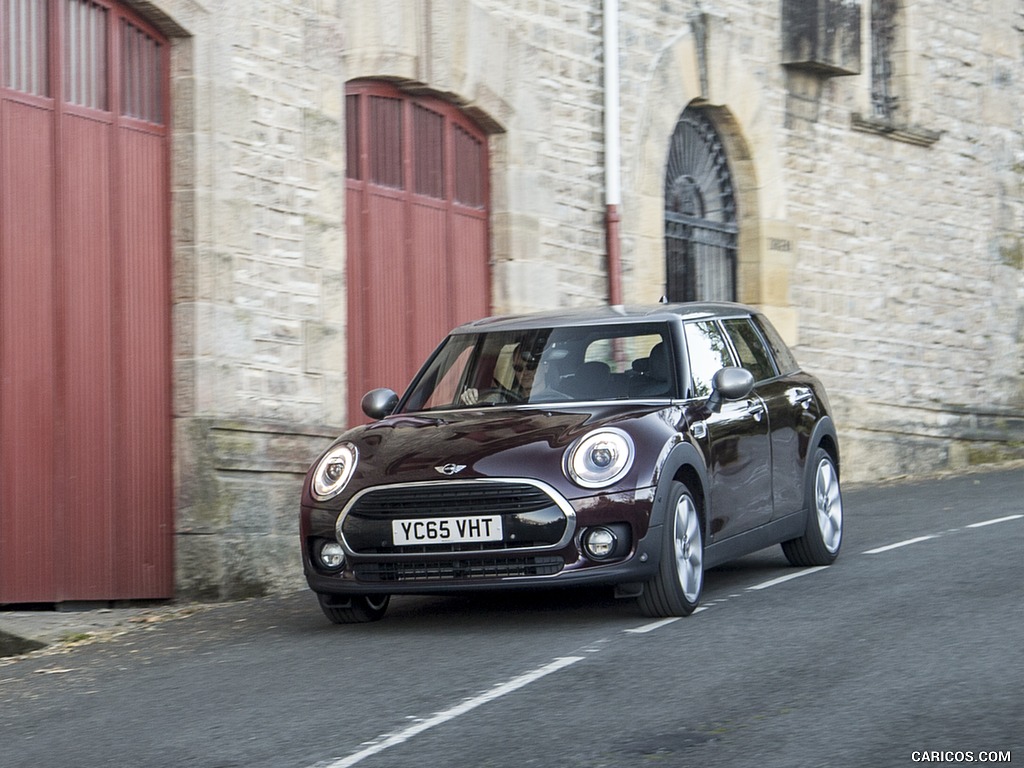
(160, 0), (1021, 599)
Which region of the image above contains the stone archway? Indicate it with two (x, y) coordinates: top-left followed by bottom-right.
(626, 18), (794, 330)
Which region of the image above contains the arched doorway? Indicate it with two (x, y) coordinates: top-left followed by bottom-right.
(345, 81), (490, 423)
(664, 107), (738, 302)
(0, 0), (172, 602)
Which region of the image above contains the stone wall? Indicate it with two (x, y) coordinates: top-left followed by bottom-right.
(157, 0), (348, 598)
(152, 0), (1021, 598)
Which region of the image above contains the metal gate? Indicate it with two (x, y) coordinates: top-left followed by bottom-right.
(664, 108), (738, 302)
(0, 0), (172, 603)
(345, 82), (490, 424)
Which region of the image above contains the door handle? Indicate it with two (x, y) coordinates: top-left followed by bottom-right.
(747, 401), (765, 422)
(793, 388), (814, 410)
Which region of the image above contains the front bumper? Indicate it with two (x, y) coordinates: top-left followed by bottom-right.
(301, 478), (660, 596)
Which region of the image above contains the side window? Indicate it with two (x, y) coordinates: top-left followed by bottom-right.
(584, 334), (664, 375)
(723, 318), (777, 383)
(752, 314), (799, 375)
(683, 321), (736, 398)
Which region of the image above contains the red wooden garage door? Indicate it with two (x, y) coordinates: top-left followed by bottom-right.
(345, 82), (491, 424)
(0, 0), (172, 603)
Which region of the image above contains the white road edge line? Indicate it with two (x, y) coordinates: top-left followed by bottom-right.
(967, 514), (1024, 528)
(746, 566), (829, 591)
(863, 535), (937, 555)
(319, 656), (585, 768)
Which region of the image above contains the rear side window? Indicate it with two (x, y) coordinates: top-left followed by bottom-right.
(722, 318), (777, 383)
(683, 321), (736, 398)
(751, 314), (800, 375)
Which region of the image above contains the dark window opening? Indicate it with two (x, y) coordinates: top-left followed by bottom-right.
(345, 94), (361, 180)
(871, 0), (899, 120)
(369, 95), (403, 188)
(413, 104), (445, 198)
(453, 124), (485, 208)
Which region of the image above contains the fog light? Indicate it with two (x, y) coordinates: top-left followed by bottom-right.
(583, 527), (617, 560)
(317, 540), (345, 571)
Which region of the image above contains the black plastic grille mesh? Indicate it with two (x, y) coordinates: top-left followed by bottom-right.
(349, 482), (555, 518)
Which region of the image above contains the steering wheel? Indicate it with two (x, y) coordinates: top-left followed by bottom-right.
(474, 386), (525, 404)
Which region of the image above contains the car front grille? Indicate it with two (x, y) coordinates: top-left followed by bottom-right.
(339, 480), (572, 555)
(353, 556), (565, 582)
(348, 482), (556, 518)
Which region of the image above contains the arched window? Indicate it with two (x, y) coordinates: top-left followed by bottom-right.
(664, 108), (738, 302)
(345, 82), (490, 423)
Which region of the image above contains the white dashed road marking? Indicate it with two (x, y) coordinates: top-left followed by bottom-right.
(862, 535), (938, 555)
(967, 513), (1023, 528)
(321, 656), (585, 768)
(746, 566), (829, 590)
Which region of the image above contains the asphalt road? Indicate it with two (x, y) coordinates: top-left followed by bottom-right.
(1, 468), (1021, 768)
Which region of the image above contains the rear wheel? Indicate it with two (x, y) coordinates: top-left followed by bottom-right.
(782, 448), (843, 566)
(317, 593), (390, 624)
(638, 482), (704, 617)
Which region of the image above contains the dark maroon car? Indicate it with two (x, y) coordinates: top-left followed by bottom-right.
(300, 303), (843, 623)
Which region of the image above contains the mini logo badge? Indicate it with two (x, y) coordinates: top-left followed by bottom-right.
(435, 463), (467, 476)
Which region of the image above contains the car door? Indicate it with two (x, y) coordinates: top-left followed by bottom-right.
(721, 316), (807, 519)
(683, 320), (773, 542)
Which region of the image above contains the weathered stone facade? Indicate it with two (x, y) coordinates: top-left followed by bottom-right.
(140, 0), (1022, 598)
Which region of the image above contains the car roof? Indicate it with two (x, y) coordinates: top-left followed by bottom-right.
(449, 301), (757, 334)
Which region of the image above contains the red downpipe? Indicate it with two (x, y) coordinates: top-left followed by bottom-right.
(606, 204), (622, 305)
(604, 0), (623, 306)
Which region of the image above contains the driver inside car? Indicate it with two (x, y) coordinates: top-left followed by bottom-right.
(460, 342), (540, 405)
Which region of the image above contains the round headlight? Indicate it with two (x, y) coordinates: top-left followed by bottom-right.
(564, 429), (634, 489)
(311, 443), (358, 500)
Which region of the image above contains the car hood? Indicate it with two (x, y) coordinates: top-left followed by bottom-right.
(329, 405), (679, 501)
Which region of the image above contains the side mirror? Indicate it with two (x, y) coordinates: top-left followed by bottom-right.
(361, 388), (399, 420)
(706, 367), (755, 413)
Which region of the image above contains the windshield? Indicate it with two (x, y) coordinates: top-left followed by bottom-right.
(400, 322), (676, 412)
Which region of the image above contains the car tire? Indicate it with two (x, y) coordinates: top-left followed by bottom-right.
(781, 447), (843, 567)
(317, 593), (390, 624)
(638, 481), (704, 617)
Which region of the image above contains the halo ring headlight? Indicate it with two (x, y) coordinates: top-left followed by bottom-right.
(564, 428), (634, 489)
(311, 443), (359, 500)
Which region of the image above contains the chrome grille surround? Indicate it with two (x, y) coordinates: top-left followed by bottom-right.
(336, 478), (577, 557)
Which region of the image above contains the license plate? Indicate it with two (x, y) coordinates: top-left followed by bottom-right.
(392, 515), (503, 546)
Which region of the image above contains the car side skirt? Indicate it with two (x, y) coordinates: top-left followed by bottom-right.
(703, 509), (807, 569)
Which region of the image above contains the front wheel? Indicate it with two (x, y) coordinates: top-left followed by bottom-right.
(638, 482), (704, 617)
(781, 448), (843, 566)
(317, 592), (390, 624)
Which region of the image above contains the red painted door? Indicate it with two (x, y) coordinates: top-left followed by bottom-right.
(0, 0), (172, 603)
(345, 82), (490, 424)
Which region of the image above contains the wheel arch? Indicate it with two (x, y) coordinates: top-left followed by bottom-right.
(808, 415), (841, 478)
(653, 440), (711, 538)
